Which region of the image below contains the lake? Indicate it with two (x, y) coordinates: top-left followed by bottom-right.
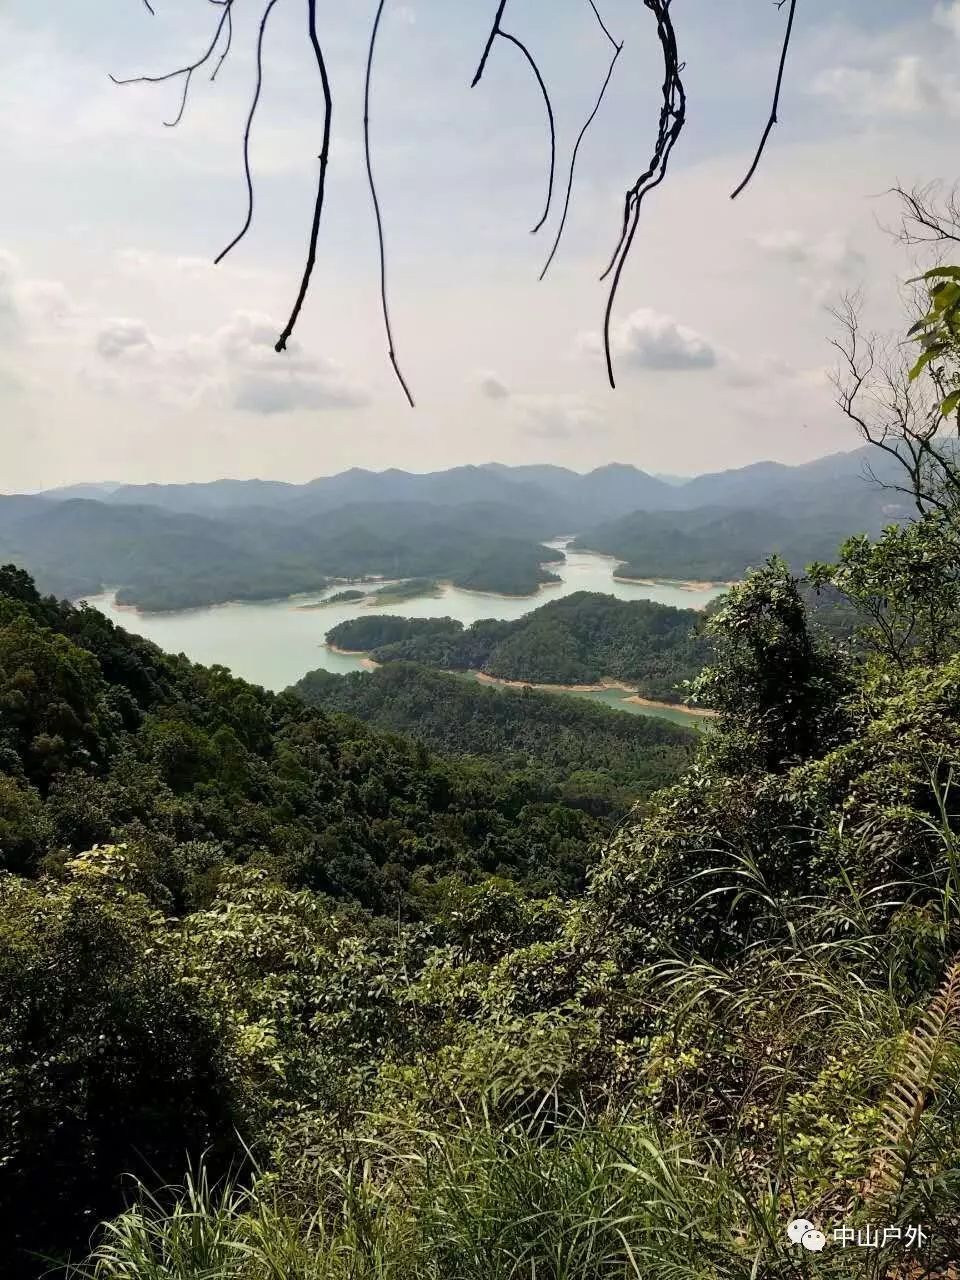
(83, 542), (727, 724)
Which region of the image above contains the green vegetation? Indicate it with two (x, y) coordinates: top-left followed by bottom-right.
(0, 499), (562, 610)
(316, 588), (367, 605)
(327, 591), (711, 704)
(292, 662), (697, 818)
(575, 503), (895, 583)
(6, 254), (960, 1277)
(368, 578), (442, 603)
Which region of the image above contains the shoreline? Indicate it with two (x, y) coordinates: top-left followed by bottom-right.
(437, 576), (563, 602)
(326, 643), (381, 671)
(472, 670), (715, 717)
(325, 649), (715, 718)
(611, 573), (738, 592)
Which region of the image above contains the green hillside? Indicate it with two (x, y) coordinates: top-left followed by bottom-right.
(327, 590), (711, 704)
(292, 662), (697, 817)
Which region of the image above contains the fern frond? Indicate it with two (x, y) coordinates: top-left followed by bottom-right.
(866, 957), (960, 1207)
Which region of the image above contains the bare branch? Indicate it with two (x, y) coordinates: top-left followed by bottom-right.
(365, 0), (415, 407)
(541, 31), (623, 280)
(601, 0), (686, 389)
(211, 3), (233, 82)
(730, 0), (798, 200)
(110, 0), (233, 132)
(889, 181), (960, 247)
(214, 0), (280, 267)
(274, 0), (333, 353)
(142, 0), (155, 14)
(586, 0), (619, 50)
(830, 293), (956, 517)
(472, 1), (509, 88)
(497, 31), (556, 234)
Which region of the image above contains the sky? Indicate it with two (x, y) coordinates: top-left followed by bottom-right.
(2, 0), (959, 489)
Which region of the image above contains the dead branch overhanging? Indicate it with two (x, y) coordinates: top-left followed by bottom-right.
(472, 1), (509, 89)
(471, 4), (556, 236)
(214, 0), (280, 267)
(274, 0), (333, 354)
(600, 0), (686, 390)
(118, 1), (802, 399)
(541, 1), (623, 282)
(365, 0), (415, 407)
(111, 1), (234, 129)
(211, 4), (234, 83)
(497, 31), (556, 234)
(586, 0), (619, 51)
(730, 0), (798, 201)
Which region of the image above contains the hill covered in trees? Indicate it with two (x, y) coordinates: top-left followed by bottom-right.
(327, 591), (711, 704)
(575, 495), (907, 583)
(6, 478), (960, 1275)
(292, 662), (697, 817)
(3, 447), (911, 612)
(0, 498), (561, 609)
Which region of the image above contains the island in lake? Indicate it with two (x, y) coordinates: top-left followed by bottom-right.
(324, 590), (714, 715)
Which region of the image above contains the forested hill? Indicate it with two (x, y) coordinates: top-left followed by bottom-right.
(326, 590), (711, 704)
(574, 499), (906, 583)
(0, 497), (560, 609)
(3, 446), (910, 610)
(0, 565), (650, 912)
(291, 662), (697, 815)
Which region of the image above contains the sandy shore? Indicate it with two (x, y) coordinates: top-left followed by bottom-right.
(612, 574), (737, 592)
(625, 694), (717, 718)
(324, 646), (716, 716)
(472, 671), (714, 717)
(326, 644), (381, 670)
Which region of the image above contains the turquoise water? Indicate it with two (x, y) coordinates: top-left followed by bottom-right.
(83, 543), (725, 724)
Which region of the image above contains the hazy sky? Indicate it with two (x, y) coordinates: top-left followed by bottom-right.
(3, 0), (958, 488)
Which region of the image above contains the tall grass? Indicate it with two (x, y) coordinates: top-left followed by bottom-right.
(78, 1112), (892, 1280)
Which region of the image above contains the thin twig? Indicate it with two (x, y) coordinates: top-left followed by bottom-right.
(730, 0), (798, 200)
(275, 0), (333, 353)
(471, 0), (509, 87)
(586, 0), (619, 50)
(541, 37), (623, 279)
(211, 3), (233, 82)
(214, 0), (281, 266)
(142, 0), (155, 14)
(498, 31), (556, 234)
(600, 0), (686, 388)
(365, 0), (416, 406)
(110, 0), (233, 121)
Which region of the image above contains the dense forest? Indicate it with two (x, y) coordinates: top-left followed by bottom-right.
(6, 460), (960, 1275)
(5, 238), (960, 1277)
(0, 498), (562, 609)
(292, 662), (697, 818)
(575, 497), (906, 583)
(327, 591), (711, 704)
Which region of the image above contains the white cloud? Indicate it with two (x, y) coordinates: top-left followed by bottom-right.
(754, 230), (865, 277)
(935, 2), (960, 39)
(588, 308), (717, 372)
(477, 371), (510, 400)
(513, 394), (603, 441)
(96, 317), (155, 361)
(90, 310), (368, 414)
(811, 55), (960, 118)
(0, 250), (80, 344)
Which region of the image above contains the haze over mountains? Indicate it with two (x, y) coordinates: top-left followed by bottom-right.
(42, 447), (905, 524)
(1, 446), (911, 611)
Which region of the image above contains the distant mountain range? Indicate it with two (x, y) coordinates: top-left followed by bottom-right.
(3, 447), (912, 610)
(41, 448), (907, 521)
